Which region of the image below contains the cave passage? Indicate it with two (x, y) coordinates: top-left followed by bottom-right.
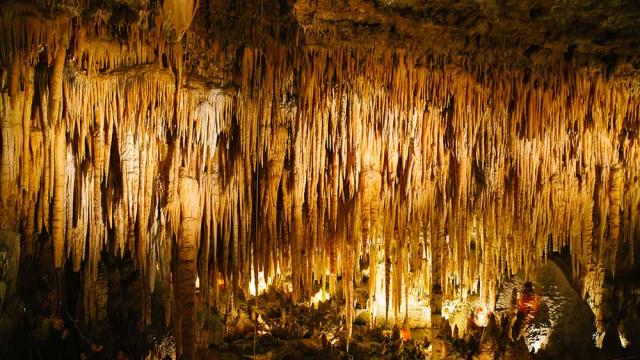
(1, 0), (640, 359)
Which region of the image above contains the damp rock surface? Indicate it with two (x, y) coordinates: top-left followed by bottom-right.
(495, 260), (596, 356)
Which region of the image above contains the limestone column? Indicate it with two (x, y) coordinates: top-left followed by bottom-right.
(177, 169), (200, 359)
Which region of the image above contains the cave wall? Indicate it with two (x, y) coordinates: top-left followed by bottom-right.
(0, 0), (639, 356)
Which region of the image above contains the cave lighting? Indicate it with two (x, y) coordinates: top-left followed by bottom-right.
(619, 331), (630, 349)
(249, 269), (268, 296)
(0, 1), (638, 359)
(473, 306), (491, 327)
(311, 289), (331, 309)
(529, 335), (549, 353)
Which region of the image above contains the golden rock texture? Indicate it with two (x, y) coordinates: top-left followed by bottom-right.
(0, 0), (639, 356)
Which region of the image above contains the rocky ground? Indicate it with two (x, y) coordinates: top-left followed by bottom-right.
(494, 259), (596, 357)
(184, 260), (635, 359)
(195, 287), (430, 360)
(2, 248), (633, 360)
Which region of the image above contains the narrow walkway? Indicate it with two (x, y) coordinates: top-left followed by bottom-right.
(496, 260), (596, 357)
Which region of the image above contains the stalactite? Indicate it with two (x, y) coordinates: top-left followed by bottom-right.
(0, 2), (639, 351)
(607, 164), (623, 275)
(162, 0), (199, 41)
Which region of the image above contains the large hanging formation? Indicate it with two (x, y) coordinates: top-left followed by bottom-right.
(0, 0), (639, 356)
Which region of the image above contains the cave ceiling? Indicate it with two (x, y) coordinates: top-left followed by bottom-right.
(294, 0), (640, 63)
(1, 0), (640, 355)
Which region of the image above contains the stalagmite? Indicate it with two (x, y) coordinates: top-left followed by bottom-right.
(177, 169), (201, 360)
(0, 91), (23, 230)
(52, 126), (66, 269)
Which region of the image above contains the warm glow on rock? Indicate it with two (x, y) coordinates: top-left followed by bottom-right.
(400, 327), (412, 342)
(474, 306), (491, 327)
(619, 331), (630, 349)
(442, 300), (460, 321)
(0, 0), (639, 358)
(249, 270), (268, 296)
(311, 289), (330, 309)
(530, 335), (549, 353)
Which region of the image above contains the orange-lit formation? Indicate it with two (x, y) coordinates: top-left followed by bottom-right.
(0, 0), (639, 358)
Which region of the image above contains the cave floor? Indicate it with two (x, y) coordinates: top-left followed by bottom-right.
(189, 260), (627, 360)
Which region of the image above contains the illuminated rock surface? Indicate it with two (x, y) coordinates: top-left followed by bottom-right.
(0, 0), (639, 359)
(495, 260), (596, 356)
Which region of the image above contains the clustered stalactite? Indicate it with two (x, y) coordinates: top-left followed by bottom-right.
(0, 1), (639, 357)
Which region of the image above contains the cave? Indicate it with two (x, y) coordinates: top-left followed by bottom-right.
(1, 0), (639, 359)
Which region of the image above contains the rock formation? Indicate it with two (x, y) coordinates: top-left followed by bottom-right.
(0, 0), (639, 357)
